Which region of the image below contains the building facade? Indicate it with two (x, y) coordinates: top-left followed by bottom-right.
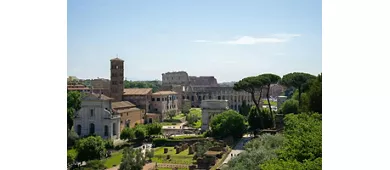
(200, 100), (229, 131)
(112, 101), (145, 131)
(67, 84), (91, 93)
(110, 58), (124, 102)
(73, 93), (121, 140)
(122, 88), (152, 113)
(150, 91), (179, 121)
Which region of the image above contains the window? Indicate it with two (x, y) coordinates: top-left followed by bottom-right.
(89, 123), (95, 135)
(218, 96), (221, 100)
(120, 73), (123, 76)
(104, 126), (108, 136)
(182, 96), (185, 100)
(121, 113), (123, 117)
(191, 96), (194, 101)
(186, 96), (189, 100)
(119, 81), (123, 84)
(157, 98), (160, 101)
(222, 96), (225, 100)
(152, 98), (155, 101)
(127, 113), (128, 116)
(209, 96), (212, 99)
(113, 123), (117, 135)
(125, 120), (130, 128)
(112, 81), (117, 85)
(90, 109), (94, 117)
(149, 118), (153, 123)
(76, 125), (81, 136)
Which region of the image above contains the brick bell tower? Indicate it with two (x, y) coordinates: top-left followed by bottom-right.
(110, 57), (124, 102)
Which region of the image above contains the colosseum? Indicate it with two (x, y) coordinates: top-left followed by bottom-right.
(160, 71), (257, 111)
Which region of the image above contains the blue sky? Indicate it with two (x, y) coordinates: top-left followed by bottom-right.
(68, 0), (321, 82)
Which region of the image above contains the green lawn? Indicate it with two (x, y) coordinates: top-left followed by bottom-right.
(173, 113), (186, 119)
(152, 147), (194, 164)
(103, 150), (123, 168)
(263, 100), (277, 106)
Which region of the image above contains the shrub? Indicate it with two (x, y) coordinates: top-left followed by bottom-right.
(281, 99), (299, 114)
(104, 139), (114, 150)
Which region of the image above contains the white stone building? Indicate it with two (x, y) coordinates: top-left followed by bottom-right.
(73, 93), (121, 140)
(200, 100), (229, 131)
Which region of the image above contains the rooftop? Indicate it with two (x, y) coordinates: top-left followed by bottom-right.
(110, 57), (124, 61)
(123, 88), (152, 95)
(112, 101), (136, 109)
(152, 91), (177, 95)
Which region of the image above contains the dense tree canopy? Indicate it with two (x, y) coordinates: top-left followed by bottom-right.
(124, 80), (161, 93)
(145, 123), (162, 136)
(280, 99), (299, 115)
(281, 72), (315, 107)
(67, 91), (82, 129)
(209, 110), (246, 139)
(67, 128), (79, 147)
(248, 106), (273, 135)
(307, 73), (322, 113)
(223, 134), (284, 170)
(261, 113), (322, 170)
(119, 147), (146, 170)
(75, 136), (106, 162)
(120, 127), (135, 141)
(134, 125), (148, 140)
(238, 100), (251, 118)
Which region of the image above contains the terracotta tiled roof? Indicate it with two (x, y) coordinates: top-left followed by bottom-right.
(88, 93), (113, 100)
(152, 91), (177, 95)
(123, 88), (152, 95)
(116, 107), (141, 113)
(112, 101), (136, 109)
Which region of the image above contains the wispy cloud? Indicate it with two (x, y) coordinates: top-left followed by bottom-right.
(192, 34), (301, 45)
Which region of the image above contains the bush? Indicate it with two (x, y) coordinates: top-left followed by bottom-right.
(67, 149), (77, 166)
(67, 129), (79, 148)
(83, 160), (106, 170)
(281, 99), (299, 114)
(104, 139), (114, 150)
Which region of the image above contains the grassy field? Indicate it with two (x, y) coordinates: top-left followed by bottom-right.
(173, 113), (186, 119)
(152, 147), (194, 164)
(263, 100), (277, 106)
(103, 150), (123, 168)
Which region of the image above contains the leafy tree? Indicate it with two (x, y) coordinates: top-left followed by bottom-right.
(307, 73), (322, 113)
(194, 140), (214, 159)
(145, 148), (154, 161)
(234, 76), (269, 128)
(281, 72), (316, 108)
(67, 149), (77, 167)
(67, 128), (79, 147)
(209, 110), (246, 139)
(261, 113), (322, 170)
(83, 160), (106, 170)
(280, 99), (299, 114)
(75, 136), (106, 162)
(186, 110), (201, 125)
(146, 123), (162, 136)
(67, 91), (82, 129)
(247, 106), (273, 135)
(134, 126), (148, 140)
(224, 134), (284, 170)
(260, 157), (322, 170)
(247, 106), (261, 135)
(119, 147), (146, 170)
(260, 73), (281, 128)
(124, 80), (162, 93)
(166, 110), (176, 120)
(120, 127), (135, 141)
(238, 100), (251, 118)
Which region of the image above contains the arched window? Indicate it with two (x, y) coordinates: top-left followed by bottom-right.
(113, 123), (117, 135)
(104, 125), (109, 136)
(89, 123), (95, 135)
(76, 125), (81, 136)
